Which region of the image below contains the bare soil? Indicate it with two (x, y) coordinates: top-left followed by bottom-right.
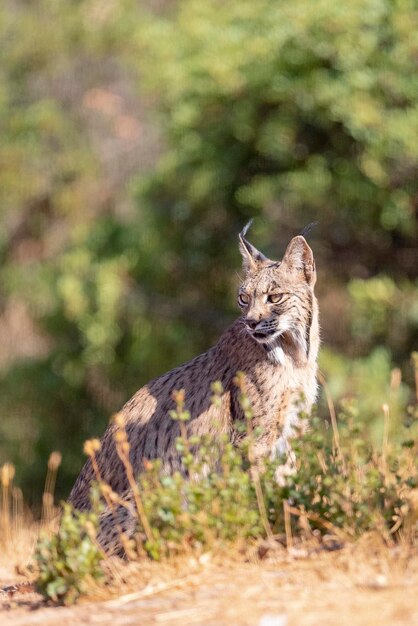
(1, 534), (417, 626)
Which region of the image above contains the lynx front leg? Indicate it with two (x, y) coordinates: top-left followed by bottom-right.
(272, 393), (307, 486)
(272, 435), (297, 486)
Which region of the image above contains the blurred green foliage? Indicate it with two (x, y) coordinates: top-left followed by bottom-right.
(0, 0), (417, 502)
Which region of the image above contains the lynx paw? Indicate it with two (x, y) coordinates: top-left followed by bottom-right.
(271, 436), (297, 487)
(274, 458), (296, 487)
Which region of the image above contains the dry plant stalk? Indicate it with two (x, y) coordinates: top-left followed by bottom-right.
(390, 367), (402, 394)
(411, 352), (418, 403)
(381, 403), (390, 468)
(170, 389), (190, 456)
(318, 371), (347, 475)
(41, 451), (62, 524)
(286, 504), (349, 541)
(12, 486), (23, 535)
(113, 414), (154, 545)
(1, 463), (15, 545)
(84, 520), (110, 561)
(84, 438), (135, 557)
(283, 500), (293, 550)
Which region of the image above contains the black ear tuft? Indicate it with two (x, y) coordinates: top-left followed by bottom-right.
(240, 219), (254, 240)
(299, 221), (319, 238)
(238, 220), (268, 273)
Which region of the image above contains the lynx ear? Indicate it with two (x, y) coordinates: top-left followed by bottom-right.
(282, 235), (316, 285)
(238, 220), (268, 273)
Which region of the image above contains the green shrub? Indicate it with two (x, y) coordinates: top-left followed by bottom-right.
(264, 405), (418, 536)
(140, 436), (263, 560)
(35, 500), (104, 605)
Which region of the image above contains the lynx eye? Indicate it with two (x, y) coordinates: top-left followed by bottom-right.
(238, 293), (250, 306)
(267, 293), (283, 304)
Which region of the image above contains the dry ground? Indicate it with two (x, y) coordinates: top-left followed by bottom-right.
(1, 530), (417, 626)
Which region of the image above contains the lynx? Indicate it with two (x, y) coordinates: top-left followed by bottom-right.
(69, 222), (320, 547)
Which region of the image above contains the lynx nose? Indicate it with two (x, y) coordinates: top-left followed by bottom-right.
(246, 318), (260, 330)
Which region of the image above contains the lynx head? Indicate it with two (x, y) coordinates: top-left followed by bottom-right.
(237, 221), (317, 366)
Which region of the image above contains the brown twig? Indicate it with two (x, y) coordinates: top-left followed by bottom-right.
(381, 403), (390, 470)
(411, 352), (418, 403)
(41, 451), (61, 524)
(318, 371), (347, 475)
(283, 500), (293, 550)
(1, 463), (15, 545)
(84, 439), (134, 557)
(286, 504), (350, 541)
(113, 416), (154, 545)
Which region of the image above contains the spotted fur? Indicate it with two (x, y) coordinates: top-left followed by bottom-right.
(69, 223), (320, 551)
(0, 581), (35, 598)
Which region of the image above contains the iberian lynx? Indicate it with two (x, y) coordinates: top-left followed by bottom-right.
(69, 223), (320, 525)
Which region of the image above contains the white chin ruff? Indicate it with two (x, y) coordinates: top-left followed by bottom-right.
(248, 329), (286, 366)
(266, 344), (285, 365)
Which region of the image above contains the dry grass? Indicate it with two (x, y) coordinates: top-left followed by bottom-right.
(0, 453), (61, 588)
(1, 526), (417, 625)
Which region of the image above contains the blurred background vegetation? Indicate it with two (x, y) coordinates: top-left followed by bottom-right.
(0, 0), (417, 505)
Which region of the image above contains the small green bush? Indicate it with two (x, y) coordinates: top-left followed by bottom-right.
(263, 404), (418, 536)
(140, 436), (263, 560)
(35, 501), (104, 604)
